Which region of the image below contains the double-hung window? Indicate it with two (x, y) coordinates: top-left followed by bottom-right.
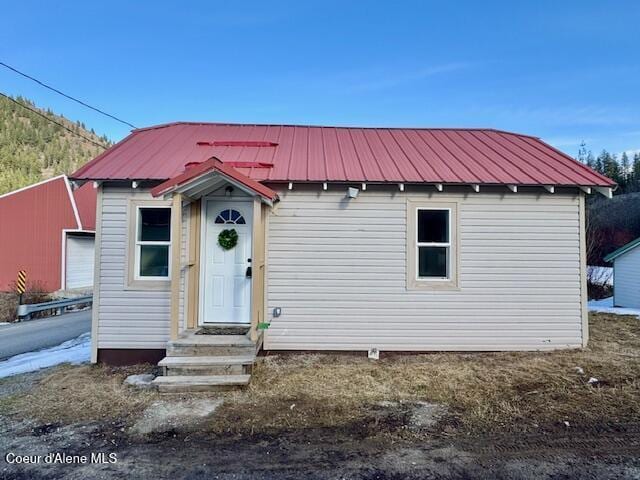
(407, 201), (457, 289)
(134, 206), (171, 280)
(417, 208), (450, 279)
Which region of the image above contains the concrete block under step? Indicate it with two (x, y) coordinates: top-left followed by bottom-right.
(158, 355), (255, 376)
(152, 374), (251, 393)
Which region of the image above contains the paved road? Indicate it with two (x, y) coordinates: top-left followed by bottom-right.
(0, 310), (91, 360)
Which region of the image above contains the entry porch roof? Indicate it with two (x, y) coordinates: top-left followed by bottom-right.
(150, 157), (278, 205)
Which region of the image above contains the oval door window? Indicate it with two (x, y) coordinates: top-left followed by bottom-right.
(215, 209), (246, 224)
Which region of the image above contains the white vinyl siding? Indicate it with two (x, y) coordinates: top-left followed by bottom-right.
(65, 235), (95, 289)
(265, 186), (584, 351)
(96, 187), (186, 349)
(613, 247), (640, 309)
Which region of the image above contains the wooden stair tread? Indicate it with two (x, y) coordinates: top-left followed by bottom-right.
(158, 355), (255, 367)
(152, 374), (251, 386)
(170, 335), (254, 347)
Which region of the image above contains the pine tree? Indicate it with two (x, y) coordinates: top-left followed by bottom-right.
(620, 152), (630, 191)
(577, 142), (588, 164)
(632, 153), (640, 190)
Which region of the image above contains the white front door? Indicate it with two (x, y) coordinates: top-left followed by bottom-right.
(201, 199), (253, 324)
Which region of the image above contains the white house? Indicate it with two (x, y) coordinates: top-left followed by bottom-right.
(71, 122), (615, 392)
(605, 237), (640, 309)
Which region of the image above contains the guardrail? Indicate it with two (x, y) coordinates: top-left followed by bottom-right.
(16, 295), (93, 321)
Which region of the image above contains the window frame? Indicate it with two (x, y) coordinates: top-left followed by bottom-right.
(134, 205), (172, 281)
(126, 198), (172, 290)
(416, 207), (451, 281)
(406, 200), (459, 291)
(215, 208), (247, 225)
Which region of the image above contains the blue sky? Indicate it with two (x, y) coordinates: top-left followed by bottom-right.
(1, 1), (638, 157)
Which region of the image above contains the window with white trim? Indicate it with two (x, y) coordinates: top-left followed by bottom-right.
(416, 208), (451, 279)
(407, 200), (457, 290)
(135, 206), (171, 279)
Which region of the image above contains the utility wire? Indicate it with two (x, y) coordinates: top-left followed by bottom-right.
(0, 61), (137, 129)
(0, 92), (109, 149)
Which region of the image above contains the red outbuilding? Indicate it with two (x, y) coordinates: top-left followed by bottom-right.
(0, 175), (96, 292)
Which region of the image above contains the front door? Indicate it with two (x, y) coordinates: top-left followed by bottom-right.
(200, 199), (253, 324)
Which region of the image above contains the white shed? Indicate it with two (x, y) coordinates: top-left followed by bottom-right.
(605, 238), (640, 309)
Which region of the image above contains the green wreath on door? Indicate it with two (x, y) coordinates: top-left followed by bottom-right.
(218, 229), (239, 250)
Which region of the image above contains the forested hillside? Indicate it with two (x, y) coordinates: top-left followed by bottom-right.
(0, 95), (111, 195)
(580, 145), (640, 264)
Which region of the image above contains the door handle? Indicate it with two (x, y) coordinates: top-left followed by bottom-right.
(246, 258), (252, 278)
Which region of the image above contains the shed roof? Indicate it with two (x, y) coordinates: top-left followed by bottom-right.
(604, 237), (640, 262)
(72, 122), (614, 188)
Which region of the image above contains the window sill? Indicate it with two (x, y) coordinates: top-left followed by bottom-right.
(406, 278), (459, 291)
(125, 278), (171, 291)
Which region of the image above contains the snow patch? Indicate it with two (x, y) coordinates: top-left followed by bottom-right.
(124, 374), (155, 390)
(0, 332), (90, 378)
(408, 401), (448, 430)
(587, 266), (613, 286)
(588, 297), (640, 318)
(131, 398), (223, 436)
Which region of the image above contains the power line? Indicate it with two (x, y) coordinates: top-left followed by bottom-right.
(0, 92), (110, 149)
(0, 61), (137, 129)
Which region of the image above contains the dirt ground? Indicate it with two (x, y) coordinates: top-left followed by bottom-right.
(1, 312), (639, 479)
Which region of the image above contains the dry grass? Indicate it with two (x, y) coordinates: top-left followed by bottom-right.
(1, 313), (639, 435)
(0, 364), (159, 424)
(0, 286), (51, 322)
(0, 292), (18, 323)
(216, 312), (640, 434)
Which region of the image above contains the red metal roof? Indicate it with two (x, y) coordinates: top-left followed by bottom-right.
(150, 158), (278, 202)
(72, 122), (615, 187)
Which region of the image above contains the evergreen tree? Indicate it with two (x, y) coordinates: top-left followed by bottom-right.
(577, 141), (588, 164)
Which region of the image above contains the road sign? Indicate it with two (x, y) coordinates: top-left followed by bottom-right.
(16, 270), (26, 295)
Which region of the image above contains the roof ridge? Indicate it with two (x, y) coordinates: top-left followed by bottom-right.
(131, 121), (539, 138)
(0, 174), (68, 200)
(604, 236), (640, 262)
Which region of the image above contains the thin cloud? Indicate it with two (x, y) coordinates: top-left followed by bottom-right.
(473, 105), (637, 127)
(276, 62), (473, 95)
(345, 62), (472, 93)
(544, 136), (592, 148)
(620, 148), (640, 158)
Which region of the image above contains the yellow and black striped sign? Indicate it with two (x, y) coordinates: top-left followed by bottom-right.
(16, 270), (26, 294)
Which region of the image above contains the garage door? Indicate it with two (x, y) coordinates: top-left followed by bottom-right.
(66, 234), (95, 289)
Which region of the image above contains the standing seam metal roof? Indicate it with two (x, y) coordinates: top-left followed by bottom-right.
(71, 122), (615, 187)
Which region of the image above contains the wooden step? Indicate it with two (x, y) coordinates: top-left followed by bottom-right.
(152, 374), (251, 393)
(167, 335), (256, 357)
(175, 334), (253, 346)
(158, 355), (255, 376)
